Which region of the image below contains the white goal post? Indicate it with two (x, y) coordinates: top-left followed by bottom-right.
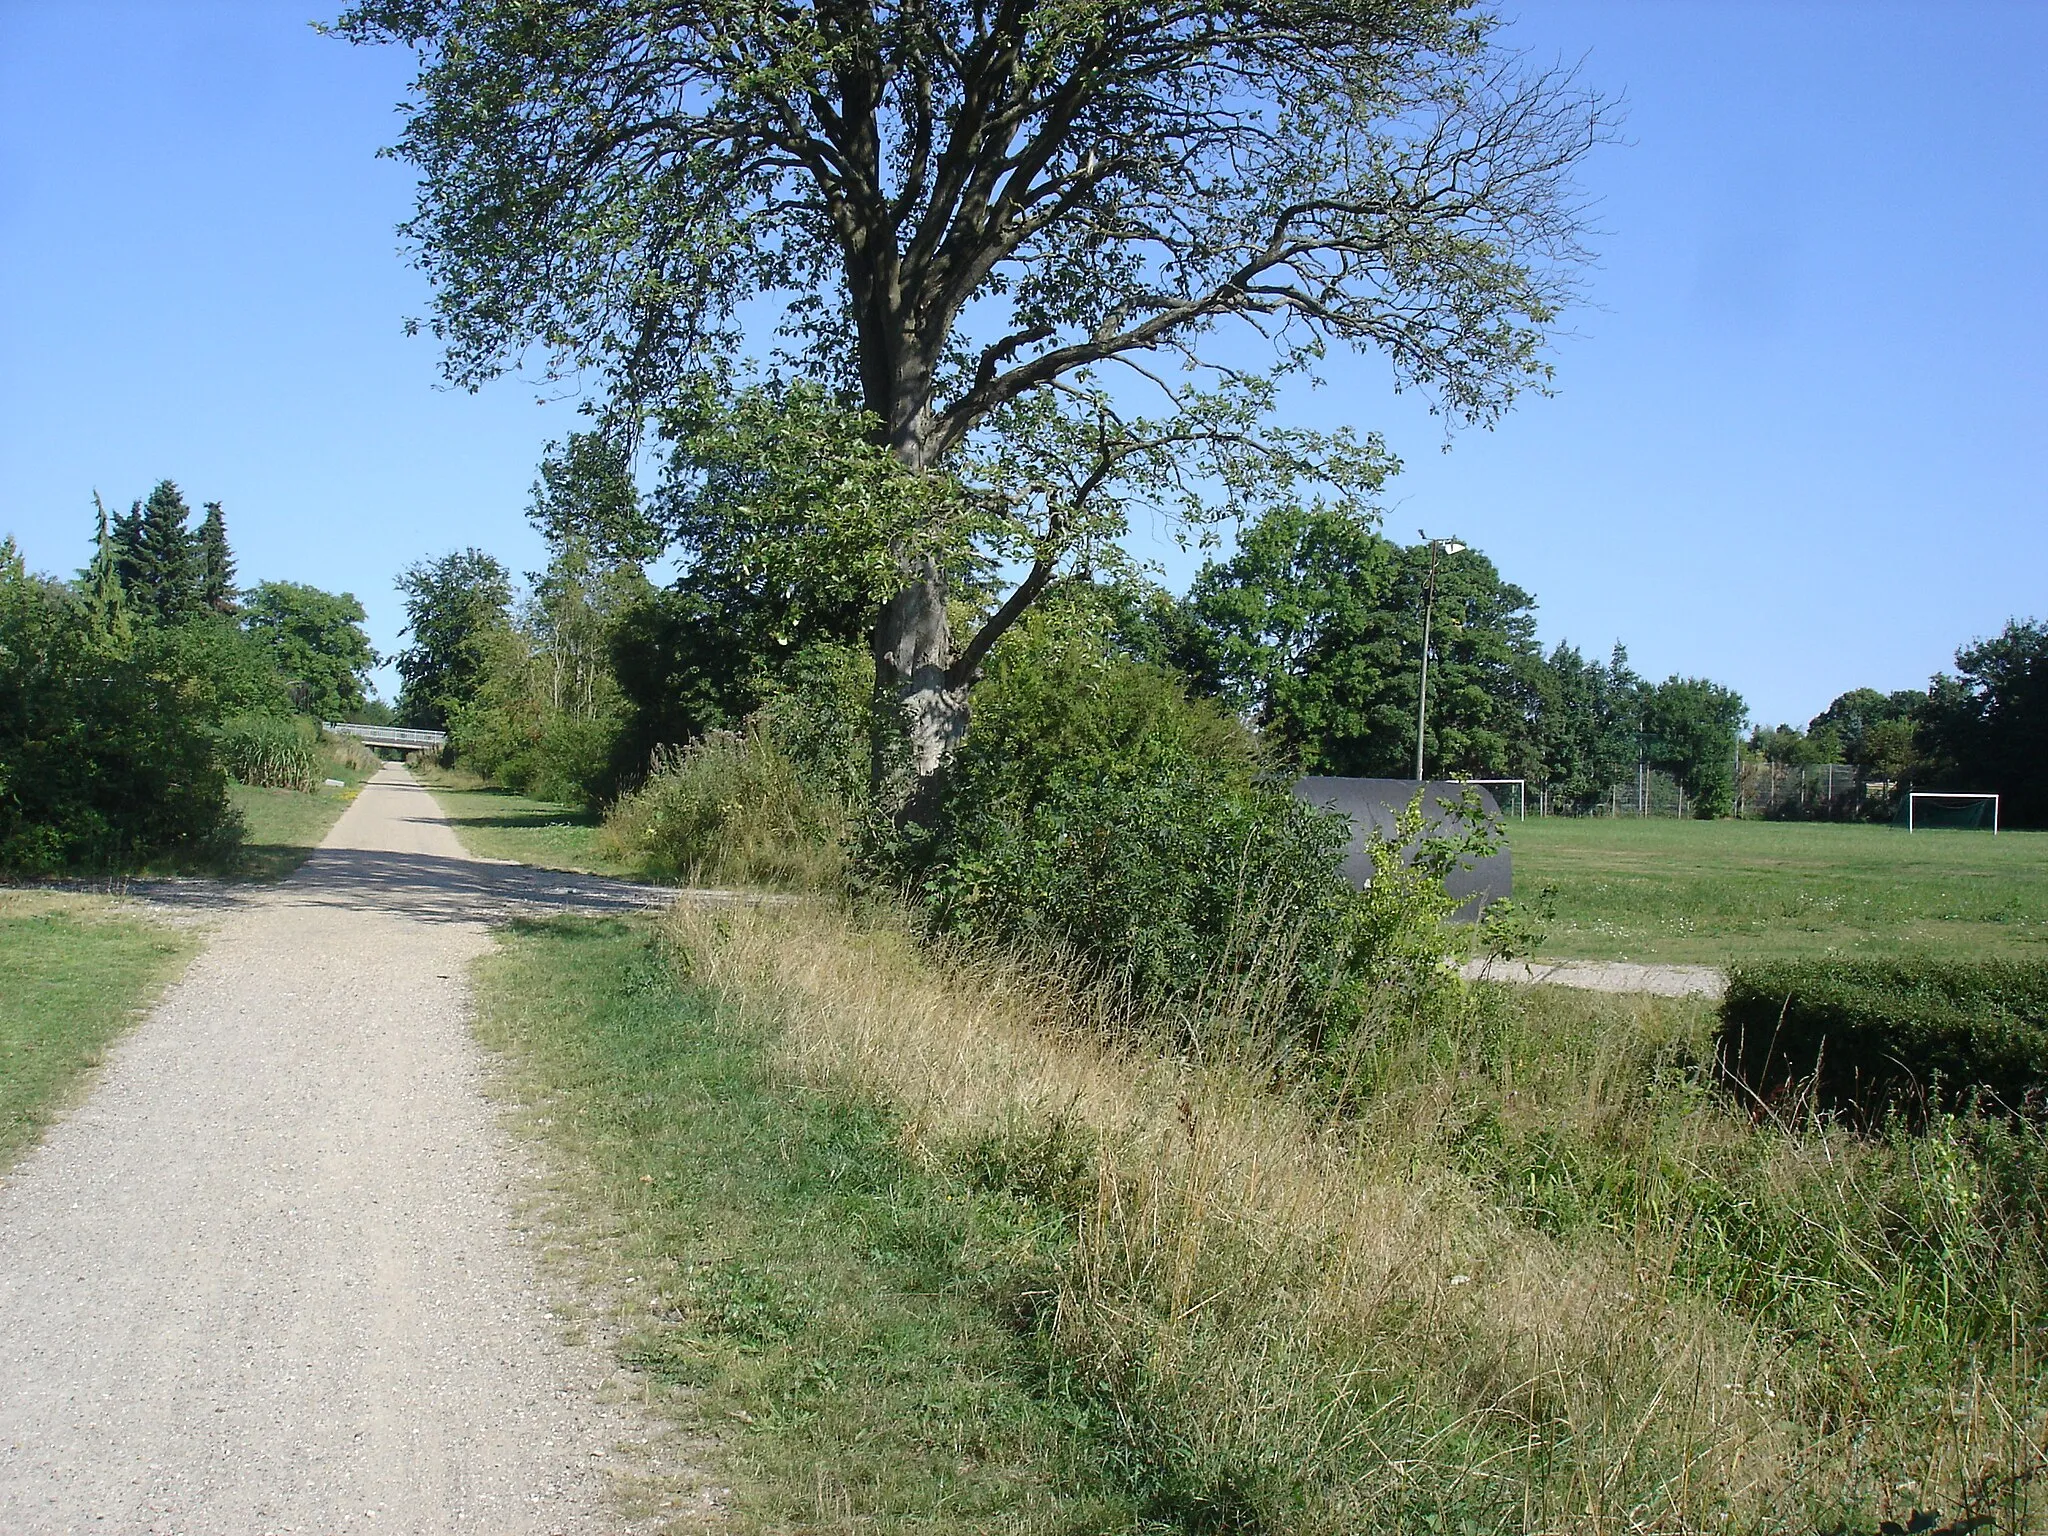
(1907, 791), (2000, 834)
(1462, 778), (1526, 820)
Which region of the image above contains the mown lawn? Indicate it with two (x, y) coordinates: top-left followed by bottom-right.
(0, 891), (198, 1171)
(415, 766), (645, 879)
(1507, 815), (2048, 965)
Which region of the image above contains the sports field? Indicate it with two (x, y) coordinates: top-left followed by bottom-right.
(1506, 816), (2048, 965)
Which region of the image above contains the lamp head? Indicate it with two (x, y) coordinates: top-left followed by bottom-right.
(1439, 539), (1466, 554)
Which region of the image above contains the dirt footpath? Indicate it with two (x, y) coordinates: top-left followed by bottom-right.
(0, 765), (665, 1534)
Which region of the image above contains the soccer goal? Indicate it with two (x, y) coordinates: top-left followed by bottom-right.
(1464, 778), (1526, 820)
(1903, 792), (2000, 834)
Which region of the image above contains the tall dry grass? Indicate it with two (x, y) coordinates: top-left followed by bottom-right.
(668, 900), (1868, 1531)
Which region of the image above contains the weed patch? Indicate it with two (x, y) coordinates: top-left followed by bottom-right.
(669, 902), (2048, 1534)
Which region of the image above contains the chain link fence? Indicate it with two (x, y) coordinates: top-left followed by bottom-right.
(1528, 762), (1882, 819)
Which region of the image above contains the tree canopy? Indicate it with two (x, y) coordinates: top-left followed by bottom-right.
(336, 0), (1606, 802)
(1919, 618), (2048, 826)
(241, 581), (380, 720)
(393, 549), (514, 728)
(1168, 509), (1545, 777)
(1642, 676), (1746, 817)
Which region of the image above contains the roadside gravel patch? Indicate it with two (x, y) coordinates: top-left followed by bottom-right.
(0, 765), (681, 1534)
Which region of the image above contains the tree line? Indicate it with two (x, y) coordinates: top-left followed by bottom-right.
(396, 497), (1753, 818)
(1748, 622), (2048, 825)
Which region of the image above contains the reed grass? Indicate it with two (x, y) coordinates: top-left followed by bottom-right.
(214, 714), (319, 792)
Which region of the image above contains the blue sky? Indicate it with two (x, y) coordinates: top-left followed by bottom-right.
(3, 1), (2042, 726)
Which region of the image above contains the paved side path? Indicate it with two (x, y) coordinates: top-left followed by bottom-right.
(1461, 956), (1727, 998)
(0, 765), (657, 1534)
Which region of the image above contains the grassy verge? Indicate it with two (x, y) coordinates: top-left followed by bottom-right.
(476, 900), (2048, 1532)
(0, 890), (199, 1171)
(470, 915), (1124, 1532)
(221, 779), (359, 879)
(415, 765), (646, 879)
(1509, 816), (2048, 965)
(667, 902), (2047, 1533)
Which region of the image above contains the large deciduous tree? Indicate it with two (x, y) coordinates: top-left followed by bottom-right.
(393, 549), (515, 729)
(1643, 676), (1746, 818)
(1173, 510), (1545, 778)
(242, 581), (381, 720)
(1919, 618), (2048, 827)
(336, 0), (1604, 808)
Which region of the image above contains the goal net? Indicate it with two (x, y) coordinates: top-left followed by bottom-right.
(1892, 792), (2000, 833)
(1464, 778), (1526, 820)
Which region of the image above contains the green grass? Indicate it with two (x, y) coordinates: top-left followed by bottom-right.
(0, 891), (199, 1171)
(1507, 816), (2048, 965)
(415, 766), (646, 879)
(132, 735), (379, 883)
(471, 915), (1127, 1533)
(221, 778), (361, 880)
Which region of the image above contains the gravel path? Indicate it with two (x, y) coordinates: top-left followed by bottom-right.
(0, 765), (669, 1534)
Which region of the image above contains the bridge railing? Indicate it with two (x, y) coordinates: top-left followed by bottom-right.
(321, 721), (449, 749)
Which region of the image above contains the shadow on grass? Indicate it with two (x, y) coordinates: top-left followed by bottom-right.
(230, 844), (323, 883)
(445, 810), (600, 831)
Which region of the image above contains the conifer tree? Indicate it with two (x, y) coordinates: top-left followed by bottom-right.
(110, 499), (147, 606)
(82, 492), (134, 644)
(196, 500), (237, 614)
(133, 479), (199, 623)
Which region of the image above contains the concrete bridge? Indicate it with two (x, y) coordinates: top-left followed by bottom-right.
(322, 721), (448, 753)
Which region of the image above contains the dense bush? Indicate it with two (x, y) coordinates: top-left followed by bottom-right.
(451, 694), (618, 807)
(602, 728), (847, 889)
(897, 611), (1483, 1063)
(215, 714), (319, 791)
(1720, 958), (2048, 1120)
(0, 563), (247, 873)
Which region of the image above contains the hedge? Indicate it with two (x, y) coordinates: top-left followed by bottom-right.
(1719, 960), (2048, 1122)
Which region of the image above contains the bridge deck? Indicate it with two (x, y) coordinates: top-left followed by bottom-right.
(322, 721), (448, 751)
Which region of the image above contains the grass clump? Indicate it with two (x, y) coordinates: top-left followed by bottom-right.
(601, 729), (846, 890)
(0, 890), (197, 1171)
(1721, 959), (2048, 1120)
(215, 713), (320, 791)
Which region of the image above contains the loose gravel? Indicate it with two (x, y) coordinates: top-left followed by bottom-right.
(0, 765), (670, 1534)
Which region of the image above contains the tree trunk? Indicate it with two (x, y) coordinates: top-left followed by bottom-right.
(867, 344), (971, 823)
(870, 548), (969, 821)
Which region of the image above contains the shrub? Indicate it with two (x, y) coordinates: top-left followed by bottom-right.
(751, 642), (872, 807)
(0, 567), (243, 873)
(1719, 958), (2048, 1120)
(602, 727), (846, 890)
(897, 609), (1483, 1068)
(215, 714), (319, 791)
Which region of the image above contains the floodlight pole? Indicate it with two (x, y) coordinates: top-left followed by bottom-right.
(1415, 534), (1465, 780)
